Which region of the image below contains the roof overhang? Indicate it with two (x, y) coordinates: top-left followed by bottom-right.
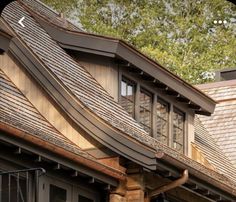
(0, 126), (120, 186)
(36, 18), (216, 116)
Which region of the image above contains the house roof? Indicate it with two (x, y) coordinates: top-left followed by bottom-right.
(19, 0), (216, 115)
(1, 1), (236, 200)
(0, 69), (125, 181)
(196, 80), (236, 167)
(194, 117), (236, 184)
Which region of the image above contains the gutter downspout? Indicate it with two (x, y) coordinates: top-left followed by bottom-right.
(149, 169), (189, 198)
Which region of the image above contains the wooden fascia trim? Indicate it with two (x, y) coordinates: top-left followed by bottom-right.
(0, 122), (126, 181)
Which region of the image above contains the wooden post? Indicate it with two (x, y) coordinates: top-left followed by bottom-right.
(126, 173), (145, 202)
(109, 180), (127, 202)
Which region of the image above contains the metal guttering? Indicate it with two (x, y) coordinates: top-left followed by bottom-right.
(35, 18), (216, 115)
(8, 37), (157, 171)
(156, 152), (236, 201)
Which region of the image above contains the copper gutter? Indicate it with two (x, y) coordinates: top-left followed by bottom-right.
(156, 152), (236, 197)
(149, 169), (188, 198)
(0, 123), (126, 181)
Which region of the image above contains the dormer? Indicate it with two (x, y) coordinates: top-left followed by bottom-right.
(30, 15), (216, 157)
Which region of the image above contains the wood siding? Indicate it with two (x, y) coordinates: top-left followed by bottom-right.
(191, 144), (215, 170)
(0, 53), (96, 150)
(73, 52), (119, 101)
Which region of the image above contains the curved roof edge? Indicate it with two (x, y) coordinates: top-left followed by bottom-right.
(0, 26), (12, 54)
(9, 37), (158, 170)
(0, 0), (15, 16)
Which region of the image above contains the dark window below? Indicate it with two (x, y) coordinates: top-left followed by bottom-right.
(173, 108), (185, 153)
(1, 174), (27, 202)
(79, 195), (94, 202)
(140, 89), (152, 134)
(50, 184), (67, 202)
(121, 78), (135, 117)
(156, 98), (169, 145)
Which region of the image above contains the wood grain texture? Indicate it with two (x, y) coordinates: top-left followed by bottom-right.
(0, 68), (95, 159)
(0, 53), (96, 149)
(74, 53), (119, 102)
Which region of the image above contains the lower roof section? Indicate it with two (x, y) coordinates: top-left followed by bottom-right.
(0, 68), (125, 183)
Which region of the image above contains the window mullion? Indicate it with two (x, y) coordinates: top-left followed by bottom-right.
(135, 83), (140, 122)
(169, 104), (173, 147)
(153, 94), (157, 138)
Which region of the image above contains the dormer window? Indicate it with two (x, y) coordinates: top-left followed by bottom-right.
(119, 75), (186, 154)
(173, 108), (185, 153)
(156, 98), (169, 145)
(140, 89), (152, 134)
(121, 78), (135, 117)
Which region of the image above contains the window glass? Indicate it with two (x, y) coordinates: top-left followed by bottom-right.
(50, 184), (67, 202)
(156, 98), (169, 144)
(0, 174), (27, 202)
(120, 78), (135, 117)
(140, 90), (152, 134)
(173, 108), (185, 153)
(79, 195), (94, 202)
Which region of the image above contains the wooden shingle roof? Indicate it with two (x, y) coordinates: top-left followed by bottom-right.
(2, 1), (236, 199)
(197, 80), (236, 167)
(195, 117), (236, 184)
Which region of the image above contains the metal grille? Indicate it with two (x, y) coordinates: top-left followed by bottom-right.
(0, 168), (45, 202)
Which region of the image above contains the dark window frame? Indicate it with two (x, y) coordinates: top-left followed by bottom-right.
(120, 77), (136, 118)
(139, 88), (153, 135)
(172, 107), (185, 153)
(119, 74), (187, 154)
(156, 97), (170, 145)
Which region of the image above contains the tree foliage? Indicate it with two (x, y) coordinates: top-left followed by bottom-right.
(42, 0), (236, 84)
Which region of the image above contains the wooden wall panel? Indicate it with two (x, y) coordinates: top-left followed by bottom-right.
(0, 53), (96, 150)
(75, 53), (119, 101)
(191, 144), (215, 170)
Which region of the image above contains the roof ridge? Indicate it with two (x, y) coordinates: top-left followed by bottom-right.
(196, 79), (236, 90)
(19, 0), (82, 31)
